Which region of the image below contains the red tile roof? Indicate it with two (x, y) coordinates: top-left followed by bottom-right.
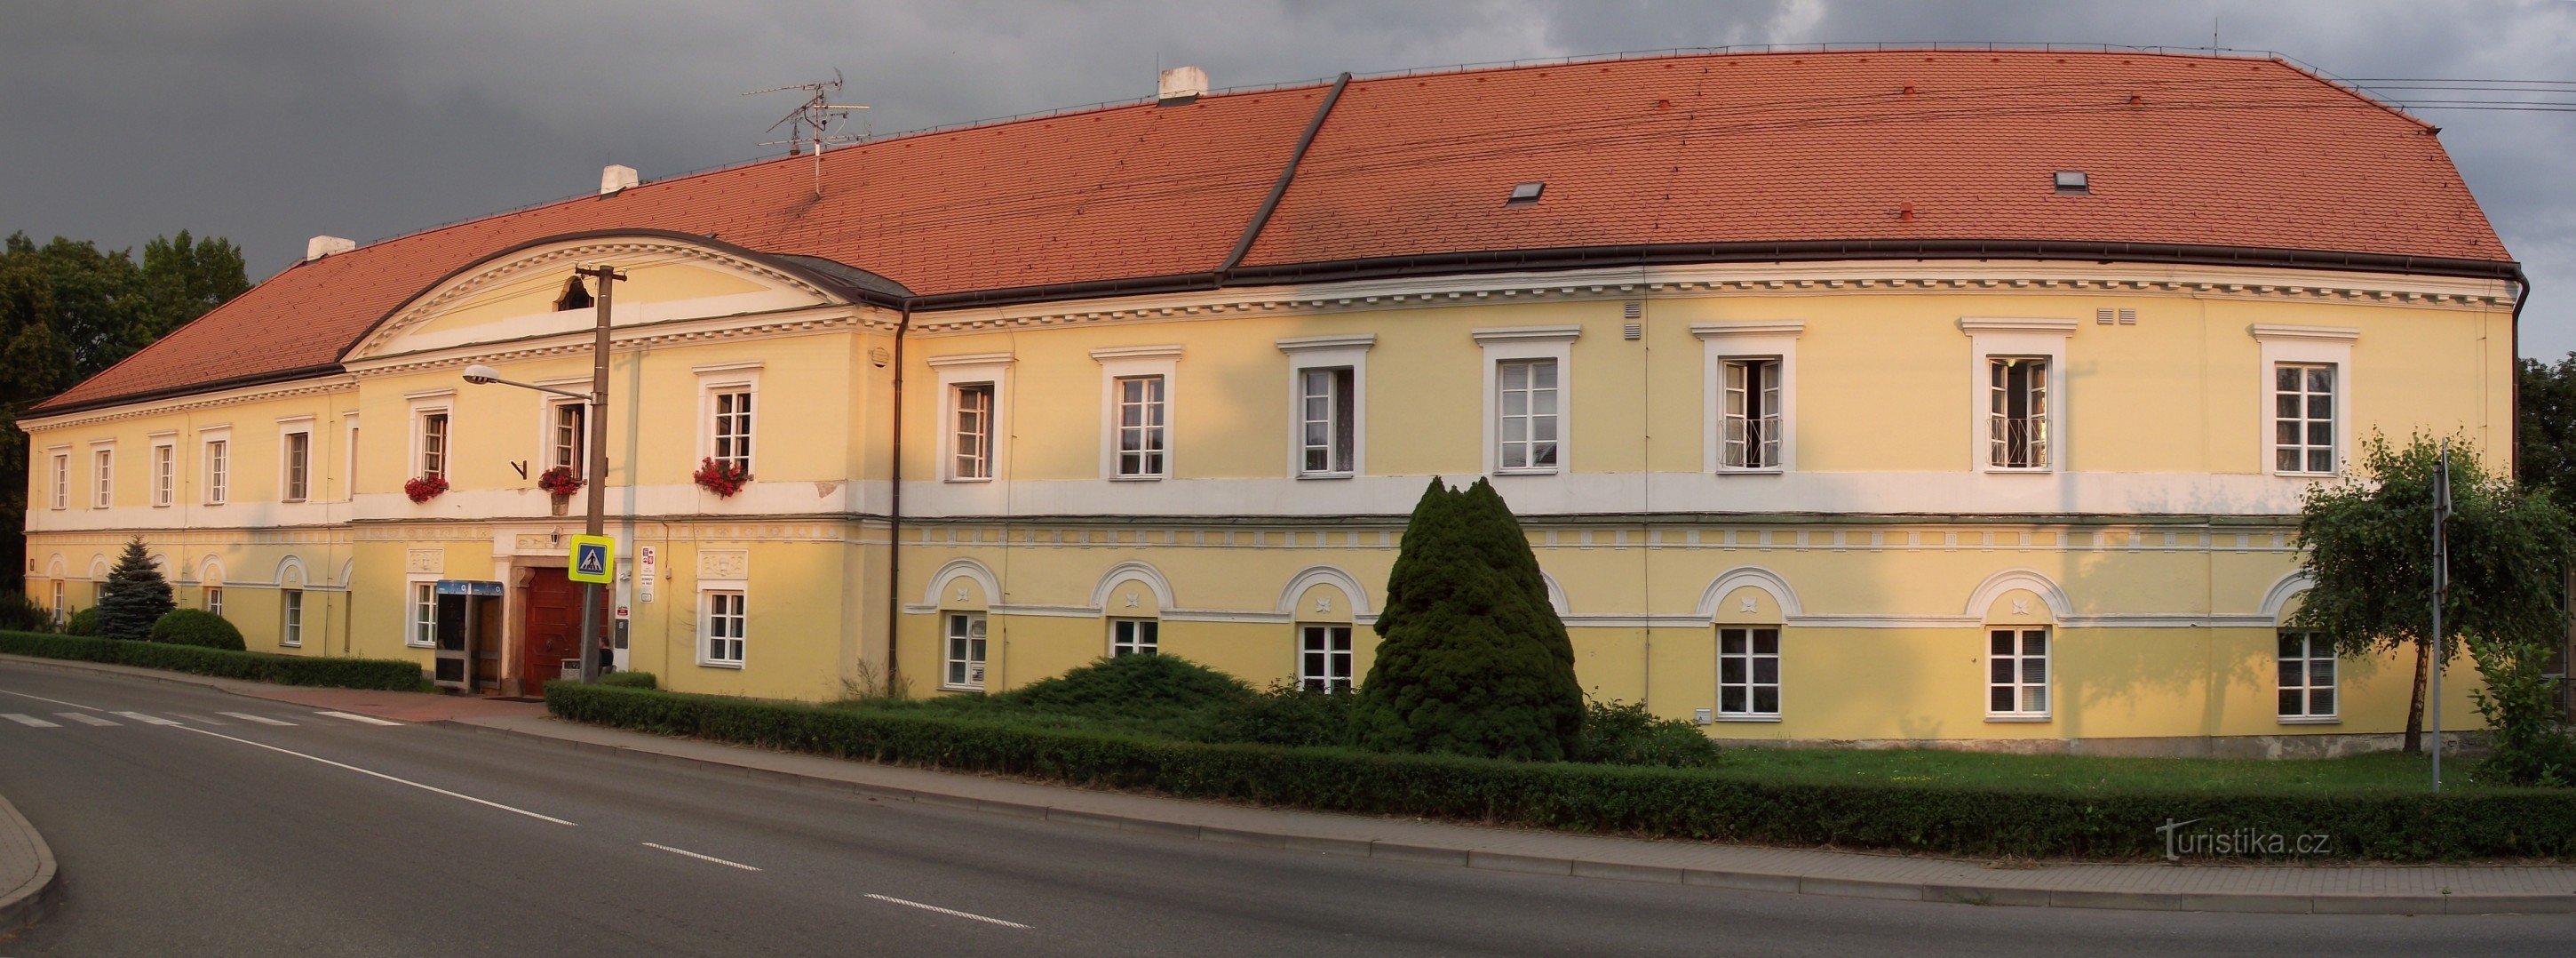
(36, 49), (2508, 414)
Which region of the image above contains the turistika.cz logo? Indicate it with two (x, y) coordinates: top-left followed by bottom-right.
(2156, 818), (2333, 860)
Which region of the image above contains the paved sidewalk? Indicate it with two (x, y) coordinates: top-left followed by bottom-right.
(0, 791), (56, 933)
(454, 713), (2576, 916)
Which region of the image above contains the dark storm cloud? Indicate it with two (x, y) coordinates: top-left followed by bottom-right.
(4, 1), (2570, 352)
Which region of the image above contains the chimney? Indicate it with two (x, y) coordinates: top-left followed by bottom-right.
(600, 164), (639, 196)
(1157, 66), (1208, 106)
(305, 236), (356, 262)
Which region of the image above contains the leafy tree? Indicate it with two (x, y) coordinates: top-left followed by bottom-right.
(1354, 477), (1584, 761)
(2290, 434), (2573, 754)
(95, 537), (174, 641)
(2517, 354), (2576, 522)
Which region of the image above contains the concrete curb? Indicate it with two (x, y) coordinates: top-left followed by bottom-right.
(0, 792), (60, 934)
(443, 719), (2576, 916)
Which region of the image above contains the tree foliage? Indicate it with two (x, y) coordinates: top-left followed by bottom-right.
(2518, 354), (2576, 523)
(1353, 477), (1585, 761)
(2291, 434), (2574, 759)
(97, 537), (175, 641)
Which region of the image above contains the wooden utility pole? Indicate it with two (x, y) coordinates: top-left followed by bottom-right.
(573, 263), (625, 685)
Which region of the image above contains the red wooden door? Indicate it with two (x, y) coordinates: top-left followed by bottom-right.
(522, 569), (605, 691)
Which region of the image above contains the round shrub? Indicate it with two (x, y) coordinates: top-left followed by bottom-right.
(149, 609), (246, 651)
(65, 607), (101, 636)
(1577, 699), (1722, 769)
(601, 671), (658, 689)
(997, 653), (1255, 720)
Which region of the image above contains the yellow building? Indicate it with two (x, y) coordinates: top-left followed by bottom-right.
(18, 51), (2536, 754)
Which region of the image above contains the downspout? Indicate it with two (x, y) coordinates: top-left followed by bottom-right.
(884, 299), (911, 693)
(1217, 72), (1350, 275)
(2509, 265), (2531, 478)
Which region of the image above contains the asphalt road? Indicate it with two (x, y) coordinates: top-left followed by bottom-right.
(1, 661), (2570, 956)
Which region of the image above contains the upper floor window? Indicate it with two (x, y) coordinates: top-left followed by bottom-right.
(282, 427), (313, 502)
(952, 382), (995, 481)
(203, 438), (229, 505)
(1988, 357), (2049, 470)
(91, 447), (113, 508)
(1721, 357), (1783, 470)
(1300, 367), (1356, 475)
(151, 441), (176, 507)
(1113, 376), (1167, 479)
(552, 402), (589, 475)
(1109, 618), (1159, 657)
(1496, 358), (1560, 473)
(711, 390), (752, 471)
(48, 452), (67, 510)
(417, 411), (449, 477)
(2278, 630), (2338, 721)
(2275, 363), (2336, 475)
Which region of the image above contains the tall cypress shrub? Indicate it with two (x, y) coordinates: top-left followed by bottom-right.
(1355, 478), (1584, 761)
(96, 537), (174, 641)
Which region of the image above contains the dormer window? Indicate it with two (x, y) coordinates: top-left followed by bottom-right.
(554, 275), (594, 312)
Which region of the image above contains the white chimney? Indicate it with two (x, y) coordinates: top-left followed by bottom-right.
(1157, 66), (1208, 105)
(305, 236), (356, 262)
(600, 164), (640, 196)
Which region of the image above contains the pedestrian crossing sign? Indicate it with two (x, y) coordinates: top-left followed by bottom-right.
(568, 535), (615, 584)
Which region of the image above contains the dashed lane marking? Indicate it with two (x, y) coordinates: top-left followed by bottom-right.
(112, 711), (182, 726)
(863, 894), (1030, 930)
(642, 842), (763, 872)
(2, 713), (60, 727)
(57, 712), (118, 726)
(219, 712), (296, 726)
(316, 710), (403, 726)
(167, 712), (229, 725)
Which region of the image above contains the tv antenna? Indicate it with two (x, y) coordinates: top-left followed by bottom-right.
(745, 68), (870, 195)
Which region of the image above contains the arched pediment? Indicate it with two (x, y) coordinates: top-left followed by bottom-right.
(346, 231), (882, 362)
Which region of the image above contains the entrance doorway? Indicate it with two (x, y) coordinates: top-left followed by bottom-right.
(522, 567), (610, 692)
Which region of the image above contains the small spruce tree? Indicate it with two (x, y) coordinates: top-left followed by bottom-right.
(1354, 477), (1585, 761)
(96, 537), (175, 641)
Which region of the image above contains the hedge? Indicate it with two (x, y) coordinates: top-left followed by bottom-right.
(548, 682), (2576, 861)
(0, 630), (429, 691)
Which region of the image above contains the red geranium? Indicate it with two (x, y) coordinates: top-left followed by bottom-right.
(403, 473), (449, 503)
(536, 465), (584, 496)
(693, 458), (751, 498)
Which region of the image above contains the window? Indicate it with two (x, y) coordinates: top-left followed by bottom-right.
(204, 439), (228, 505)
(344, 414), (360, 502)
(1113, 376), (1167, 478)
(552, 402), (588, 475)
(1299, 625), (1353, 692)
(711, 390), (752, 472)
(944, 612), (988, 690)
(281, 590), (304, 648)
(1300, 367), (1356, 475)
(1987, 627), (2049, 717)
(48, 453), (66, 509)
(408, 582), (437, 648)
(151, 441), (176, 507)
(1109, 618), (1158, 657)
(50, 581), (65, 626)
(2278, 631), (2338, 721)
(282, 428), (312, 501)
(91, 448), (113, 508)
(417, 411), (449, 477)
(204, 586), (223, 618)
(952, 383), (994, 480)
(1988, 357), (2048, 469)
(1718, 627), (1781, 717)
(2275, 363), (2336, 475)
(1721, 358), (1782, 470)
(703, 591), (746, 666)
(1495, 358), (1559, 472)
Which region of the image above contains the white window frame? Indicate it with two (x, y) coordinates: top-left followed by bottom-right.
(281, 589), (305, 648)
(149, 435), (177, 507)
(343, 412), (361, 502)
(408, 391), (455, 480)
(1109, 617), (1159, 657)
(698, 584), (747, 667)
(2278, 629), (2340, 723)
(1695, 323), (1802, 473)
(539, 394), (591, 477)
(943, 611), (989, 691)
(89, 442), (114, 509)
(200, 429), (230, 506)
(2250, 325), (2358, 477)
(1985, 627), (2052, 721)
(46, 447), (68, 510)
(930, 354), (1013, 483)
(1717, 626), (1782, 719)
(1093, 346), (1181, 481)
(1278, 335), (1372, 478)
(1475, 325), (1579, 476)
(204, 585), (223, 618)
(1299, 624), (1354, 693)
(694, 362), (761, 476)
(1960, 318), (2074, 474)
(278, 417), (314, 503)
(405, 579), (438, 649)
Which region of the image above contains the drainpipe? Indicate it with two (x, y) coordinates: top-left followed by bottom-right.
(883, 299), (911, 693)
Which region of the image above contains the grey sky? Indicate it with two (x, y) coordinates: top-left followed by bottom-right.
(6, 1), (2571, 354)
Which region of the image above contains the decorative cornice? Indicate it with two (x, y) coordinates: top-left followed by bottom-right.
(17, 376), (356, 432)
(1959, 316), (2081, 334)
(1276, 333), (1375, 352)
(1470, 323), (1584, 344)
(1088, 345), (1185, 362)
(925, 351), (1016, 368)
(1691, 321), (1805, 339)
(2248, 323), (2362, 343)
(343, 307), (883, 380)
(351, 237), (846, 360)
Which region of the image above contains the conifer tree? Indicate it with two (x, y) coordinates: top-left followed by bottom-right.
(96, 536), (174, 640)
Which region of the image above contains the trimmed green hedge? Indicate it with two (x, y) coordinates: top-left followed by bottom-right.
(0, 630), (429, 691)
(549, 682), (2576, 861)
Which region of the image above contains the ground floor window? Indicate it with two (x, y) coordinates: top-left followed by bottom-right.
(2278, 630), (2337, 720)
(409, 582), (437, 648)
(703, 591), (746, 666)
(1110, 618), (1158, 657)
(50, 581), (65, 626)
(1299, 625), (1353, 692)
(1718, 627), (1780, 717)
(204, 586), (222, 618)
(282, 590), (304, 647)
(1987, 627), (2048, 717)
(945, 612), (988, 690)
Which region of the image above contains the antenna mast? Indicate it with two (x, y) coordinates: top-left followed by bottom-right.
(745, 68), (870, 195)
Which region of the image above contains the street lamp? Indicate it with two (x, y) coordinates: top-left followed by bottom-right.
(460, 264), (624, 686)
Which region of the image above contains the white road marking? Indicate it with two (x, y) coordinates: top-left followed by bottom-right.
(642, 842), (763, 872)
(167, 712), (228, 725)
(316, 710), (403, 726)
(3, 713), (60, 728)
(112, 711), (182, 726)
(863, 894), (1030, 930)
(219, 712), (295, 726)
(2, 689), (102, 711)
(163, 724), (577, 826)
(58, 713), (118, 726)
